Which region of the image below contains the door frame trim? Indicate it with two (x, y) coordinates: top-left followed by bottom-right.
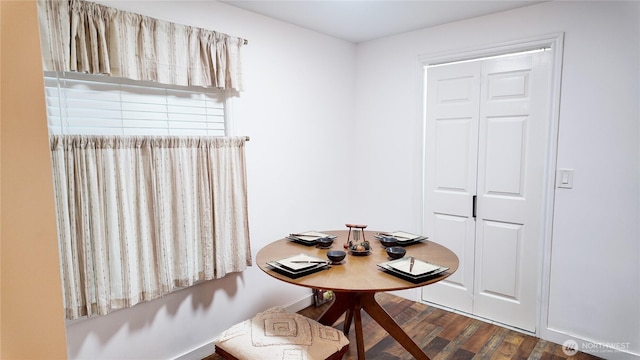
(417, 32), (565, 337)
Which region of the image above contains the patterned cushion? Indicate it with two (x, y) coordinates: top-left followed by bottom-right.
(215, 307), (349, 360)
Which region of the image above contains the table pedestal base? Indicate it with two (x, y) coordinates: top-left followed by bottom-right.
(317, 291), (429, 360)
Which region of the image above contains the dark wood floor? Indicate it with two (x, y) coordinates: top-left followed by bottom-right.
(204, 292), (601, 360)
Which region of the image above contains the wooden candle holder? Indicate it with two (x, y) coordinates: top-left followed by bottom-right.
(345, 223), (367, 248)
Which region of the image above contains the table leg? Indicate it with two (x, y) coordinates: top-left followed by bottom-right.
(360, 293), (429, 360)
(317, 291), (354, 326)
(317, 291), (430, 360)
(353, 301), (365, 359)
(343, 308), (354, 335)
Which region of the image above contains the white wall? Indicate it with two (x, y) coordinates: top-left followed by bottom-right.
(64, 1), (356, 359)
(352, 1), (639, 359)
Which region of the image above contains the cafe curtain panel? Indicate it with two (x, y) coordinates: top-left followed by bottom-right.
(50, 135), (251, 319)
(38, 0), (245, 90)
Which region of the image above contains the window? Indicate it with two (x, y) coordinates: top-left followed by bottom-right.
(44, 71), (227, 136)
(45, 72), (251, 320)
(39, 0), (250, 320)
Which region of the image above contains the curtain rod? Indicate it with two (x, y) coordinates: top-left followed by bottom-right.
(243, 39), (248, 45)
(244, 136), (250, 141)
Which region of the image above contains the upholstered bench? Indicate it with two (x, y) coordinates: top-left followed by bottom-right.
(215, 307), (350, 360)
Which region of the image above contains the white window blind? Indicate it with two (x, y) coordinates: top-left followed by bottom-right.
(44, 71), (227, 136)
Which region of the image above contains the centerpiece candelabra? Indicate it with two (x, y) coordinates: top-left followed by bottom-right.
(344, 223), (368, 251)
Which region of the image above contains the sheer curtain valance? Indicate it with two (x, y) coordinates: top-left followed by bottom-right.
(38, 0), (245, 90)
(51, 135), (251, 319)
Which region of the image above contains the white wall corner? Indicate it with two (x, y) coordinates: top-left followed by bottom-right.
(284, 292), (316, 313)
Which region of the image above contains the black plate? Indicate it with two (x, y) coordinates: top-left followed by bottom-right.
(267, 261), (329, 278)
(349, 249), (372, 256)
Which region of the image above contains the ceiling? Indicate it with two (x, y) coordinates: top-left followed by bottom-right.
(220, 0), (545, 43)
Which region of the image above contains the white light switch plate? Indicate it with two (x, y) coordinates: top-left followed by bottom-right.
(557, 169), (574, 189)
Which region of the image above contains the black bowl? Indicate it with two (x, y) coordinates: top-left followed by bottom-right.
(379, 236), (398, 247)
(386, 246), (406, 259)
(327, 250), (346, 263)
(317, 237), (334, 247)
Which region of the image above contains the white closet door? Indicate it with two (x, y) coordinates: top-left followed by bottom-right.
(422, 61), (481, 313)
(473, 51), (551, 332)
(422, 50), (552, 332)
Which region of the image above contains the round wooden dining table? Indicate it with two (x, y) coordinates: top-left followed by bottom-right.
(256, 230), (459, 360)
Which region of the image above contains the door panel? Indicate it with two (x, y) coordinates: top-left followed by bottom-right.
(424, 213), (476, 311)
(432, 118), (476, 216)
(423, 50), (552, 332)
(435, 119), (474, 192)
(477, 220), (523, 301)
(484, 116), (527, 197)
(422, 61), (481, 313)
(474, 51), (551, 332)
